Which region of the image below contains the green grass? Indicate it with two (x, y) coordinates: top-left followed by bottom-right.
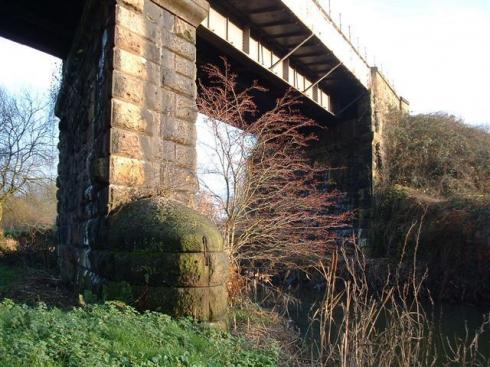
(0, 300), (279, 367)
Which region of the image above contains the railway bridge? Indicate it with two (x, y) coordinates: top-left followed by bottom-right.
(0, 0), (408, 322)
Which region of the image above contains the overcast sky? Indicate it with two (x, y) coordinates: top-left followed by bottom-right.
(0, 0), (489, 125)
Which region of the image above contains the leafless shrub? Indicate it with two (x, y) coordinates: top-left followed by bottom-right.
(197, 61), (349, 292)
(0, 87), (56, 236)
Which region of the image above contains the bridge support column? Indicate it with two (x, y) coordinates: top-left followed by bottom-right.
(56, 0), (227, 324)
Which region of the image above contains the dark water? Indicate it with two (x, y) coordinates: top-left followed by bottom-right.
(279, 289), (490, 361)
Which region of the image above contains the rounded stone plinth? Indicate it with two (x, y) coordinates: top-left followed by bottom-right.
(96, 197), (228, 322)
(107, 197), (223, 252)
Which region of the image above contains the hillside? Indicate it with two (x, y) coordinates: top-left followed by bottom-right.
(371, 112), (490, 303)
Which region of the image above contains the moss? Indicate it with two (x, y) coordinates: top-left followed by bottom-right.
(94, 198), (229, 319)
(130, 284), (228, 321)
(107, 197), (223, 252)
(91, 250), (228, 287)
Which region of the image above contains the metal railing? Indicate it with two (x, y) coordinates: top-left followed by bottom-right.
(311, 0), (398, 90)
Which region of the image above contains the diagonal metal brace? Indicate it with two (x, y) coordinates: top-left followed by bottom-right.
(303, 61), (342, 93)
(336, 91), (368, 116)
(269, 33), (315, 70)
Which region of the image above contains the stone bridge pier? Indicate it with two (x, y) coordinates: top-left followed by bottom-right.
(55, 0), (228, 324)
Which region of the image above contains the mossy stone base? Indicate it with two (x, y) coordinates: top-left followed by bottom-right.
(92, 197), (228, 322)
(91, 250), (228, 287)
(102, 282), (228, 321)
(105, 197), (223, 252)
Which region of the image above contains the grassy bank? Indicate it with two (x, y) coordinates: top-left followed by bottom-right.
(0, 242), (282, 367)
(0, 300), (279, 367)
(371, 185), (490, 303)
(371, 112), (490, 304)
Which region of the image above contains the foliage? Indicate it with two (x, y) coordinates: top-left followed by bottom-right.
(196, 61), (348, 284)
(0, 87), (56, 234)
(375, 112), (490, 302)
(383, 112), (490, 197)
(370, 185), (490, 303)
(0, 226), (57, 270)
(229, 298), (303, 366)
(0, 301), (279, 367)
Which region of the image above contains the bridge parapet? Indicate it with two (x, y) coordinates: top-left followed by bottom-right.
(281, 0), (371, 89)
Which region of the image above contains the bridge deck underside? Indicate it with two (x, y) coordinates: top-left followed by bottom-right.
(0, 0), (86, 58)
(207, 0), (367, 118)
(196, 29), (339, 124)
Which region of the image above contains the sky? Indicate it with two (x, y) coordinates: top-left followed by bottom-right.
(332, 0), (490, 125)
(0, 0), (489, 125)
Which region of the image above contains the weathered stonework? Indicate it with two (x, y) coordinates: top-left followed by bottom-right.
(98, 197), (228, 322)
(312, 95), (373, 244)
(310, 68), (409, 246)
(370, 67), (410, 184)
(55, 0), (224, 321)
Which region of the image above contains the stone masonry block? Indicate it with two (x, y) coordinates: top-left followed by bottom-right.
(161, 68), (195, 97)
(161, 164), (198, 193)
(160, 7), (176, 29)
(162, 140), (176, 161)
(175, 144), (196, 169)
(175, 54), (195, 78)
(90, 158), (109, 184)
(113, 48), (160, 84)
(143, 83), (162, 112)
(161, 48), (176, 69)
(173, 17), (196, 43)
(161, 88), (176, 117)
(113, 71), (162, 112)
(114, 25), (160, 64)
(110, 155), (155, 186)
(162, 31), (196, 61)
(111, 128), (154, 160)
(92, 250), (228, 287)
(116, 5), (160, 42)
(162, 117), (196, 146)
(107, 184), (145, 210)
(143, 0), (164, 24)
(175, 94), (197, 121)
(113, 70), (144, 105)
(118, 0), (144, 13)
(151, 0), (209, 28)
(111, 98), (156, 135)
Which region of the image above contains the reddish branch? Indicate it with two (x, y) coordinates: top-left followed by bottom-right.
(197, 60), (349, 279)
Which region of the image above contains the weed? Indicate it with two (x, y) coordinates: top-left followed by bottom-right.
(0, 300), (279, 367)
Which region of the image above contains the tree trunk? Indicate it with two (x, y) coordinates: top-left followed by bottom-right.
(0, 201), (4, 240)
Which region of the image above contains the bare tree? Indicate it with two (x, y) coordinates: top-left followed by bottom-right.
(197, 61), (349, 284)
(0, 87), (56, 236)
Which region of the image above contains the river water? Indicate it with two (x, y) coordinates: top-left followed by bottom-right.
(275, 289), (490, 363)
